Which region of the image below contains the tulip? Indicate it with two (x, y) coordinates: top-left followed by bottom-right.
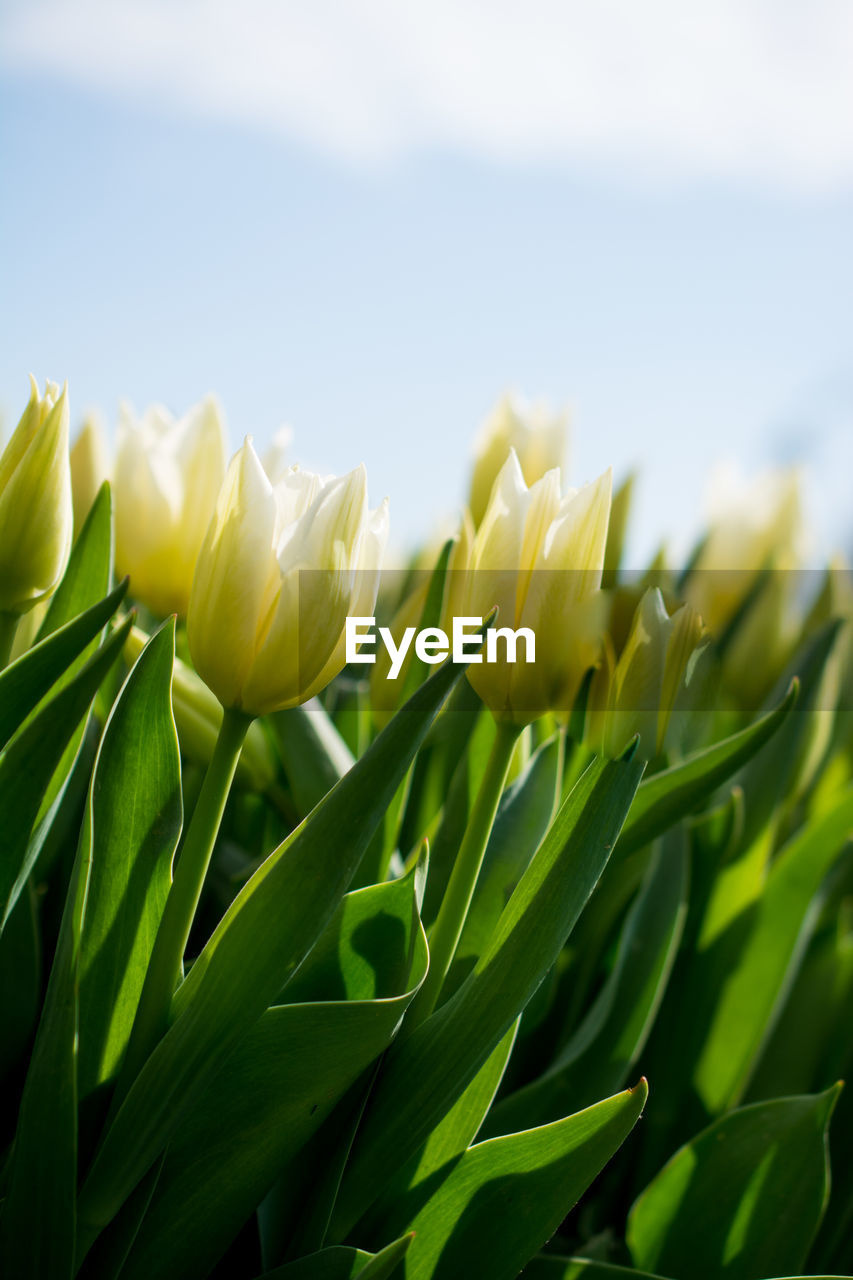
(588, 587), (705, 761)
(0, 377), (73, 638)
(70, 412), (110, 532)
(686, 464), (805, 634)
(469, 392), (568, 527)
(188, 439), (389, 716)
(114, 395), (227, 616)
(462, 449), (612, 725)
(410, 454), (610, 1024)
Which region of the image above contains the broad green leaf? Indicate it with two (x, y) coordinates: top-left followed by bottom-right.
(618, 684), (795, 860)
(77, 621), (182, 1097)
(691, 786), (853, 1112)
(400, 1082), (648, 1280)
(488, 828), (687, 1134)
(0, 797), (93, 1275)
(37, 481), (114, 640)
(748, 904), (853, 1100)
(118, 873), (428, 1280)
(420, 707), (497, 925)
(627, 1088), (841, 1279)
(734, 621), (842, 850)
(331, 747), (645, 1238)
(260, 1234), (413, 1280)
(0, 617), (133, 931)
(365, 1021), (519, 1240)
(0, 578), (126, 751)
(77, 651), (473, 1245)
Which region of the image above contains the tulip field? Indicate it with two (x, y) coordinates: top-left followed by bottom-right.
(1, 379), (852, 1280)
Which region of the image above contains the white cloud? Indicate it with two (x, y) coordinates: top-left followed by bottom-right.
(4, 0), (853, 189)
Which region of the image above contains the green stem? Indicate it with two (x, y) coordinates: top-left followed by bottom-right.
(0, 610), (20, 668)
(408, 717), (522, 1029)
(116, 706), (252, 1096)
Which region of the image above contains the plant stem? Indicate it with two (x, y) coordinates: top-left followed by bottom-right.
(117, 706), (252, 1094)
(0, 610), (20, 668)
(408, 717), (522, 1029)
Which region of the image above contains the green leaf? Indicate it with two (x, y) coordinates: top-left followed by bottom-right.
(735, 621), (843, 849)
(0, 790), (93, 1277)
(0, 616), (133, 931)
(331, 747), (645, 1238)
(420, 707), (497, 925)
(446, 733), (561, 995)
(37, 481), (114, 640)
(271, 699), (355, 818)
(77, 620), (183, 1097)
(618, 684), (795, 860)
(487, 827), (688, 1133)
(627, 1087), (841, 1279)
(77, 652), (473, 1246)
(399, 1082), (648, 1280)
(365, 1021), (519, 1240)
(691, 786), (853, 1113)
(259, 1234), (413, 1280)
(0, 579), (126, 752)
(117, 873), (428, 1280)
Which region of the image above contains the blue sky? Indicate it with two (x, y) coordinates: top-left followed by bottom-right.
(1, 1), (852, 562)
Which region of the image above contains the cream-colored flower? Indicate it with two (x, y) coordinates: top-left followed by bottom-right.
(462, 449), (611, 724)
(589, 588), (705, 760)
(114, 395), (227, 616)
(469, 393), (568, 527)
(0, 377), (73, 615)
(188, 440), (388, 715)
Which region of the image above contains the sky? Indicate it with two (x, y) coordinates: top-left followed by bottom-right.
(1, 0), (852, 563)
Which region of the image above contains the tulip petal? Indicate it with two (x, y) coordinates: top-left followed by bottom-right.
(188, 440), (278, 710)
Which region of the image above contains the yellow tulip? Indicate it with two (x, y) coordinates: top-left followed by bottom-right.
(589, 587), (705, 760)
(0, 376), (72, 616)
(687, 464), (805, 633)
(461, 449), (611, 725)
(70, 411), (110, 531)
(114, 395), (227, 616)
(469, 392), (568, 527)
(188, 439), (389, 715)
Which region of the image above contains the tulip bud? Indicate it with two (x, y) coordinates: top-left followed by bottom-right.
(70, 411), (110, 531)
(461, 449), (611, 725)
(469, 393), (568, 527)
(588, 588), (705, 760)
(188, 440), (389, 716)
(0, 376), (73, 615)
(115, 395), (227, 617)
